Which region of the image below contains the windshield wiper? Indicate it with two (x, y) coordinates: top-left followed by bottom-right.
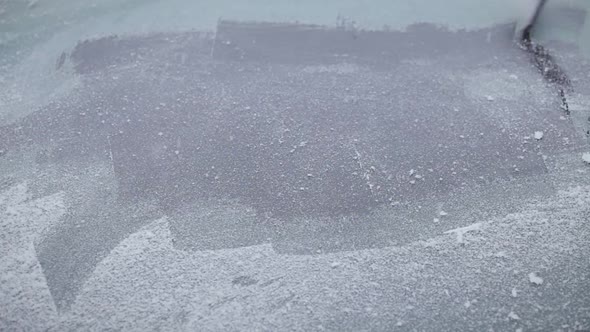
(519, 0), (571, 115)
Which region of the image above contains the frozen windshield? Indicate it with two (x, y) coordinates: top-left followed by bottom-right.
(1, 1), (590, 331)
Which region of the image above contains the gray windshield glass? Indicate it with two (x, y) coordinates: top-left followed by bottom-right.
(1, 1), (590, 331)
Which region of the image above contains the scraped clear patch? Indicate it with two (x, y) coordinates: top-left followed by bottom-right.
(464, 68), (549, 102)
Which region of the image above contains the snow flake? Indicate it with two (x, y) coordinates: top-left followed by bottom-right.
(444, 223), (482, 244)
(508, 311), (520, 320)
(528, 272), (544, 285)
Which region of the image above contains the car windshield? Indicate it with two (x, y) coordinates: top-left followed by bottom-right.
(1, 1), (590, 331)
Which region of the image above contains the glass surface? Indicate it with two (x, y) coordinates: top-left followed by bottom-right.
(1, 1), (590, 331)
